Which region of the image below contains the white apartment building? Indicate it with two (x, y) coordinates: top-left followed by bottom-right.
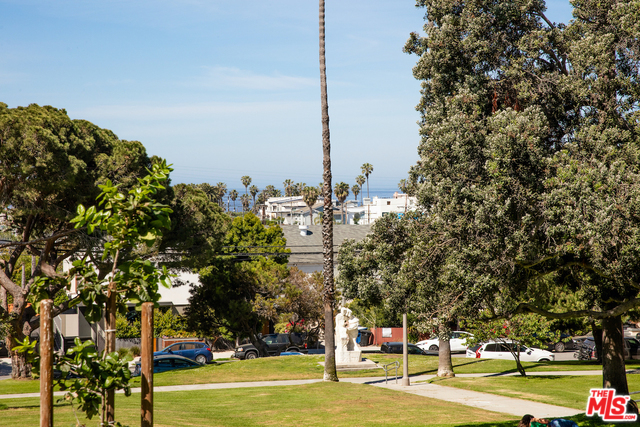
(345, 193), (417, 225)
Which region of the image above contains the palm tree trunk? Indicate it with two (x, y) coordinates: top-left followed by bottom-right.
(319, 0), (337, 382)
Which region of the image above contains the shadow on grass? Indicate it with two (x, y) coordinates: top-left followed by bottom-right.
(409, 359), (522, 376)
(0, 401), (70, 410)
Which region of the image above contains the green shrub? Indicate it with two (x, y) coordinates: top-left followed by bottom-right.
(129, 346), (141, 357)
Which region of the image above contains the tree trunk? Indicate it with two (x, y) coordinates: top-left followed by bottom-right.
(592, 321), (603, 363)
(513, 350), (527, 377)
(319, 0), (337, 383)
(437, 323), (454, 377)
(9, 327), (31, 379)
(8, 297), (32, 379)
(601, 315), (638, 415)
(601, 316), (628, 393)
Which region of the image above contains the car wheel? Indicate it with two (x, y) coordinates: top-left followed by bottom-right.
(195, 355), (207, 365)
(287, 347), (299, 353)
(554, 342), (565, 352)
(429, 345), (439, 351)
(245, 351), (258, 360)
(538, 358), (550, 362)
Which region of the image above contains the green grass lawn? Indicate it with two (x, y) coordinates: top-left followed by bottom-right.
(426, 374), (640, 411)
(0, 354), (623, 396)
(0, 355), (635, 426)
(0, 382), (516, 427)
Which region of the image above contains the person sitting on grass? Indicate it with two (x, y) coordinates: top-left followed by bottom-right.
(518, 414), (578, 427)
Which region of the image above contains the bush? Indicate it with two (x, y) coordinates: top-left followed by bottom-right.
(117, 347), (130, 358)
(129, 346), (141, 357)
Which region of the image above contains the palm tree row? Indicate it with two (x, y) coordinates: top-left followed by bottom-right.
(193, 175), (369, 219)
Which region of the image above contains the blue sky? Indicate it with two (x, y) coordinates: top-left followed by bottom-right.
(1, 1), (573, 193)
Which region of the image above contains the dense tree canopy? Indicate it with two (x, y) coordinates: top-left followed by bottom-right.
(403, 0), (640, 394)
(185, 213), (299, 355)
(0, 103), (152, 378)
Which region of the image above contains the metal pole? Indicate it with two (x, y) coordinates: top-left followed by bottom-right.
(141, 302), (154, 427)
(402, 312), (410, 386)
(40, 299), (54, 427)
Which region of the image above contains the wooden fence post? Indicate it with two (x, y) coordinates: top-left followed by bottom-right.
(141, 302), (154, 426)
(40, 299), (54, 427)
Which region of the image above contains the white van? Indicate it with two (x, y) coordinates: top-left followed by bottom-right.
(466, 340), (555, 362)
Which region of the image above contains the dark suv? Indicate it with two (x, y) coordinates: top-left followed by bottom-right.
(234, 333), (307, 360)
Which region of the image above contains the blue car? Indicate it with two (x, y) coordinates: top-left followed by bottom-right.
(133, 354), (202, 376)
(154, 341), (213, 364)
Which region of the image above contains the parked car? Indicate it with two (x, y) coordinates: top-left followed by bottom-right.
(132, 354), (202, 376)
(543, 333), (579, 352)
(0, 340), (7, 358)
(380, 342), (427, 355)
(234, 333), (307, 360)
(153, 341), (213, 364)
(625, 337), (640, 359)
(466, 341), (555, 362)
(417, 331), (473, 353)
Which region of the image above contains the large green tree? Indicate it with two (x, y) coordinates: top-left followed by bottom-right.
(185, 213), (291, 355)
(0, 104), (151, 379)
(404, 0), (640, 397)
(159, 183), (230, 272)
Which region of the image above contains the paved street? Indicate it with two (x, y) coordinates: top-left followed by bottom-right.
(0, 357), (11, 380)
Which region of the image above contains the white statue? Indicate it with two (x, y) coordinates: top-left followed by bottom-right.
(335, 307), (362, 364)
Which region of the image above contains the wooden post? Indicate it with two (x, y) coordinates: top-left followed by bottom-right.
(402, 312), (410, 386)
(105, 289), (116, 423)
(40, 299), (54, 427)
(141, 302), (154, 426)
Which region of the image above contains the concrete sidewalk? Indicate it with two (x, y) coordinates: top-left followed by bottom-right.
(345, 375), (584, 418)
(0, 372), (587, 418)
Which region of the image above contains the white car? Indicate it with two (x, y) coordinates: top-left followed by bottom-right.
(466, 341), (555, 362)
(417, 331), (473, 353)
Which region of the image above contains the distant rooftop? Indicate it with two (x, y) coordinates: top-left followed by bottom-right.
(281, 224), (372, 271)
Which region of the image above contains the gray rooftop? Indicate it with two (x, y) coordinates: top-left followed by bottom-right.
(281, 224), (372, 270)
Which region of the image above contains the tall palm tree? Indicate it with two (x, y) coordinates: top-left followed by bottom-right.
(283, 179), (295, 224)
(229, 189), (238, 212)
(283, 179), (294, 197)
(240, 194), (250, 212)
(319, 0), (337, 382)
(361, 163), (373, 199)
(215, 182), (227, 207)
(351, 184), (360, 203)
(241, 176), (252, 196)
(334, 182), (349, 225)
(356, 175), (365, 203)
(302, 186), (319, 226)
(249, 185), (259, 212)
(264, 184), (277, 198)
